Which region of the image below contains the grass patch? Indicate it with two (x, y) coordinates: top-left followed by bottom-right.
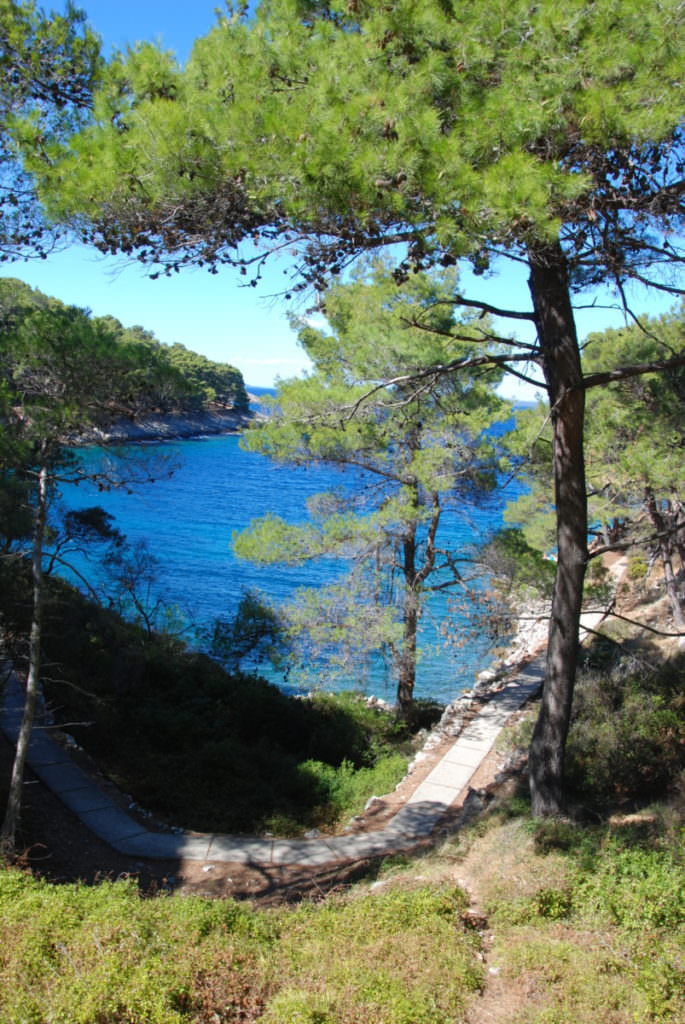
(0, 870), (481, 1024)
(450, 802), (685, 1024)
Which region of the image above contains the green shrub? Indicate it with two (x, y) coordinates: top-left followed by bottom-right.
(480, 526), (556, 598)
(0, 872), (481, 1024)
(627, 553), (649, 581)
(574, 843), (685, 931)
(565, 653), (685, 808)
(296, 752), (409, 825)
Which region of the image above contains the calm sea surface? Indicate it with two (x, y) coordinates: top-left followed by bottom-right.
(58, 433), (523, 704)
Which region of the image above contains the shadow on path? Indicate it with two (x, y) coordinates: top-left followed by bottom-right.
(1, 661), (543, 868)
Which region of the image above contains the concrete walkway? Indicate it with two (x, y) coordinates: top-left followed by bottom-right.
(1, 662), (543, 867)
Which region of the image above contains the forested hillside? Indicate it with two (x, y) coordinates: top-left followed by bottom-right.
(0, 276), (249, 419)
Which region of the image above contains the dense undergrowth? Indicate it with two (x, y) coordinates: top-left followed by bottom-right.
(0, 872), (481, 1024)
(1, 668), (684, 1023)
(2, 559), (684, 1023)
(0, 562), (439, 835)
(469, 639), (685, 1023)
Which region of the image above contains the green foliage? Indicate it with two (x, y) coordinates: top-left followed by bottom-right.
(0, 871), (272, 1024)
(165, 342), (249, 411)
(0, 561), (420, 834)
(564, 653), (685, 808)
(505, 306), (685, 616)
(236, 260), (508, 705)
(0, 471), (32, 551)
(574, 842), (685, 931)
(627, 554), (649, 581)
(501, 402), (558, 554)
(584, 558), (612, 604)
(479, 808), (685, 1024)
(24, 0), (685, 289)
(480, 527), (556, 599)
(0, 0), (101, 259)
(0, 872), (481, 1024)
(291, 752), (409, 831)
(15, 0), (685, 814)
(265, 884), (480, 1024)
(581, 307), (685, 564)
(211, 588), (287, 670)
(0, 277), (249, 431)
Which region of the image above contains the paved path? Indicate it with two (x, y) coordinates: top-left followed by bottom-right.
(1, 662), (543, 867)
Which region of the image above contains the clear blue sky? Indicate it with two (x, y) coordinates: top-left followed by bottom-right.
(1, 1), (675, 393)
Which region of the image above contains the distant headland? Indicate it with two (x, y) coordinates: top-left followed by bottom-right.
(71, 404), (256, 445)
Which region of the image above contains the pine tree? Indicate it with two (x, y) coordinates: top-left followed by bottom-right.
(0, 0), (100, 258)
(22, 0), (685, 813)
(234, 261), (507, 712)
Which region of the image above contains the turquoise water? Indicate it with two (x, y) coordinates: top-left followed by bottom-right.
(57, 434), (522, 704)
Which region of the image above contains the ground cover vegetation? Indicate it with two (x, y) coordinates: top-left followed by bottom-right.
(0, 634), (683, 1023)
(0, 872), (482, 1024)
(21, 0), (685, 814)
(231, 260), (509, 713)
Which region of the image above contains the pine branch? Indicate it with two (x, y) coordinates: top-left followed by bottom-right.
(423, 296), (536, 322)
(583, 352), (685, 390)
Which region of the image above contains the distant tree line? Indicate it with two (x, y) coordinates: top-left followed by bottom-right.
(0, 277), (249, 421)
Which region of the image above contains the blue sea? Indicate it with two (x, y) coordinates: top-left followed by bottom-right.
(56, 431), (523, 705)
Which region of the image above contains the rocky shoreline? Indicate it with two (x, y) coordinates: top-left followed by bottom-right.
(71, 407), (254, 444)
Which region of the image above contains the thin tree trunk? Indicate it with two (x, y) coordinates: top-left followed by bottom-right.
(527, 244), (588, 817)
(0, 463), (48, 857)
(397, 525), (418, 717)
(396, 489), (443, 717)
(645, 488), (685, 630)
(669, 493), (685, 579)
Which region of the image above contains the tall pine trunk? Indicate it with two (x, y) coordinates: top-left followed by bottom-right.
(527, 244), (588, 817)
(397, 527), (418, 717)
(396, 486), (441, 718)
(0, 463), (48, 857)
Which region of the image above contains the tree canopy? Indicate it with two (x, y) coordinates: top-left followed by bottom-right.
(234, 261), (508, 710)
(506, 305), (685, 623)
(23, 0), (684, 291)
(18, 0), (685, 814)
(0, 0), (101, 259)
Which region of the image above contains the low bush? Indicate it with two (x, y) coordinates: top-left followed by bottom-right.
(0, 871), (481, 1024)
(565, 651), (685, 809)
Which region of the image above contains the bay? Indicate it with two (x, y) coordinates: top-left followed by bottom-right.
(57, 433), (522, 704)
